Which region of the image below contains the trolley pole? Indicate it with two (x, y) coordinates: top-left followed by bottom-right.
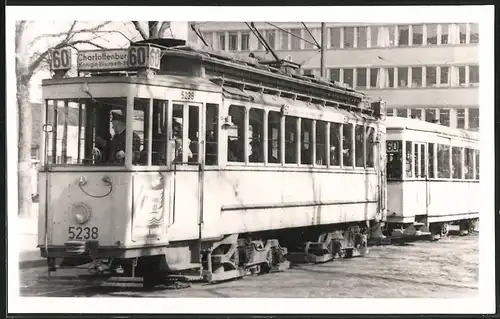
(320, 22), (326, 78)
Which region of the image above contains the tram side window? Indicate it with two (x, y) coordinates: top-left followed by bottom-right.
(405, 141), (413, 178)
(419, 143), (426, 178)
(386, 140), (402, 180)
(330, 122), (341, 166)
(151, 100), (168, 165)
(365, 126), (375, 168)
(228, 105), (246, 163)
(172, 104), (186, 163)
(285, 116), (298, 164)
(188, 105), (200, 164)
(428, 143), (435, 178)
(464, 148), (474, 179)
(267, 111), (282, 164)
(475, 150), (480, 180)
(133, 98), (149, 166)
(342, 124), (353, 167)
(355, 125), (364, 167)
(205, 104), (219, 165)
(437, 144), (451, 178)
(301, 119), (313, 165)
(315, 121), (327, 166)
(451, 147), (463, 179)
(249, 108), (264, 163)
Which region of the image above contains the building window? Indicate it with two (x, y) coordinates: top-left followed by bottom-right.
(411, 109), (422, 120)
(412, 25), (423, 45)
(470, 23), (479, 43)
(357, 27), (367, 48)
(396, 109), (408, 118)
(370, 26), (379, 47)
(411, 67), (422, 87)
(218, 33), (226, 51)
(468, 108), (479, 130)
(426, 24), (438, 45)
(369, 68), (394, 88)
(304, 28), (316, 49)
(398, 25), (409, 46)
(440, 108), (450, 127)
(344, 27), (354, 48)
(279, 30), (288, 50)
(440, 66), (450, 85)
(202, 32), (213, 47)
(369, 68), (378, 88)
(343, 68), (354, 87)
(241, 33), (250, 51)
(356, 68), (367, 88)
(388, 25), (396, 47)
(228, 33), (238, 51)
(469, 65), (479, 84)
(457, 108), (465, 129)
(425, 109), (437, 123)
(458, 66), (466, 85)
(441, 24), (449, 44)
(291, 29), (301, 50)
(398, 67), (408, 87)
(458, 24), (467, 44)
(330, 68), (340, 82)
(426, 66), (437, 86)
(266, 31), (276, 50)
(330, 27), (341, 48)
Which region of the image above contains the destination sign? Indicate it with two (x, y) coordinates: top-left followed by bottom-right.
(77, 49), (129, 71)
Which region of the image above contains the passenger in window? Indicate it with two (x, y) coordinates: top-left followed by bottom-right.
(93, 110), (141, 164)
(172, 118), (193, 162)
(249, 139), (263, 163)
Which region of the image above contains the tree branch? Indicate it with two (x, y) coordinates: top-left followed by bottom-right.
(158, 21), (170, 38)
(132, 21), (148, 40)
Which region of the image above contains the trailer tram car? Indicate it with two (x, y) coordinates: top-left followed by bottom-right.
(384, 117), (479, 239)
(38, 38), (387, 288)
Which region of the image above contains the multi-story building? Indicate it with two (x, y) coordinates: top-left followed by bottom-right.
(188, 22), (479, 131)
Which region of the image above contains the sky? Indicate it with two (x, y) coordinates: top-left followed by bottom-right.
(22, 21), (189, 102)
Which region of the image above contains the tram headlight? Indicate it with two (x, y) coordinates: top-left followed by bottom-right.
(72, 203), (92, 225)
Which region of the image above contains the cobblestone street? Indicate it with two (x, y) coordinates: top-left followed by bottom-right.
(20, 234), (478, 298)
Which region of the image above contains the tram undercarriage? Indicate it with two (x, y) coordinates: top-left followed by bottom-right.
(43, 221), (382, 289)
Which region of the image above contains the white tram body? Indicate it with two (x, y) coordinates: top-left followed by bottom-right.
(38, 39), (387, 285)
(384, 116), (479, 236)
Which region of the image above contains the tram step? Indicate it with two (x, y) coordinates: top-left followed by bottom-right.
(168, 263), (202, 271)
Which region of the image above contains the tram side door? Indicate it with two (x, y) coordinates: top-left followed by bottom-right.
(168, 102), (205, 239)
(413, 142), (427, 215)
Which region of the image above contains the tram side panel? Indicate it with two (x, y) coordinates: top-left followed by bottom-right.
(425, 181), (480, 223)
(212, 169), (379, 234)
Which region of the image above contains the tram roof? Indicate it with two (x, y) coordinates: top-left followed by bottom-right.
(384, 116), (479, 141)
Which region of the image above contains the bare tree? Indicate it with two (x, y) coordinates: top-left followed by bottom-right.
(15, 21), (111, 217)
(131, 21), (171, 40)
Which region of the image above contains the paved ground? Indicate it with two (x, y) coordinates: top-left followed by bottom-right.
(19, 233), (478, 298)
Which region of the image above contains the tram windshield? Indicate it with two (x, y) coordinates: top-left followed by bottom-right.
(43, 97), (170, 166)
(386, 140), (402, 180)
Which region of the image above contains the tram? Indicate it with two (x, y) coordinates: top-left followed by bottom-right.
(384, 116), (479, 239)
(37, 37), (387, 287)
